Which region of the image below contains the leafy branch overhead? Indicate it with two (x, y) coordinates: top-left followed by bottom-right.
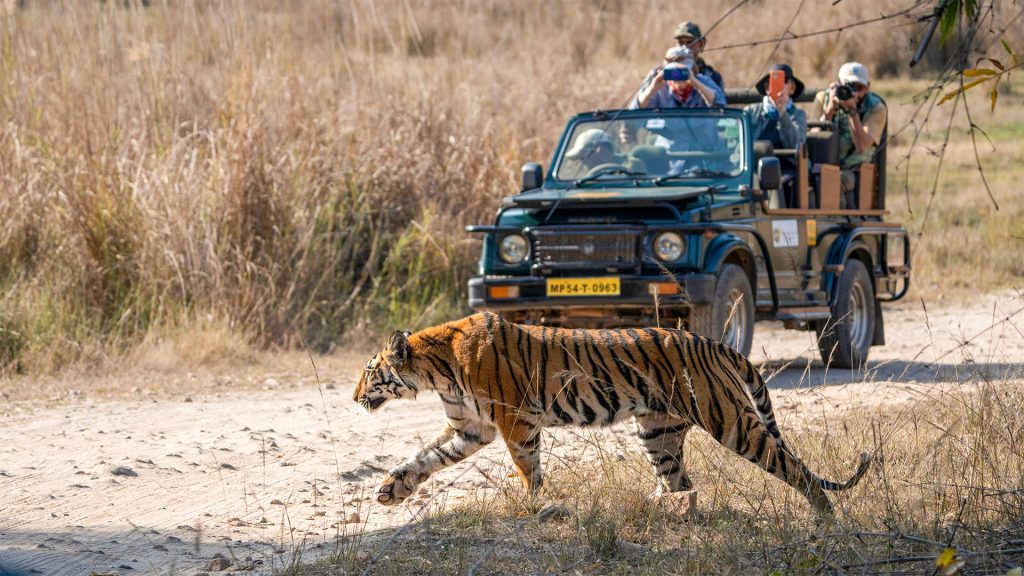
(939, 40), (1021, 111)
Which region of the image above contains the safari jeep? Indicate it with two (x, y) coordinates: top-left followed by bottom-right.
(466, 97), (910, 368)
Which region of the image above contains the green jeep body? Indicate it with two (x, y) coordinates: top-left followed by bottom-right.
(467, 104), (910, 368)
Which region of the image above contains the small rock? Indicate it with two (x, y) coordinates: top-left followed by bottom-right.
(537, 504), (571, 523)
(219, 463), (236, 470)
(152, 544), (168, 551)
(205, 556), (231, 571)
(616, 539), (648, 556)
(325, 383), (336, 390)
(346, 512), (360, 524)
(165, 535), (184, 544)
(111, 466), (137, 477)
(269, 499), (284, 505)
(661, 489), (698, 519)
(184, 397), (193, 403)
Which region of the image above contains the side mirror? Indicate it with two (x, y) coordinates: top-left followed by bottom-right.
(757, 157), (781, 191)
(521, 162), (543, 191)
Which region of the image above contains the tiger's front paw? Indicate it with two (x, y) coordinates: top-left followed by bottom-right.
(376, 470), (422, 506)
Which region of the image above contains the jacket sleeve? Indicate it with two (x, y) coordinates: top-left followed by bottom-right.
(778, 107), (808, 149)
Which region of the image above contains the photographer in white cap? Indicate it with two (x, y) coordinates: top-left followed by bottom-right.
(812, 62), (888, 197)
(630, 45), (725, 110)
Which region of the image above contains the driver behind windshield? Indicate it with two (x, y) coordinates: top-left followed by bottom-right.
(557, 128), (647, 180)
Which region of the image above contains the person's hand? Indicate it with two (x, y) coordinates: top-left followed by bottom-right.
(837, 92), (857, 112)
(771, 88), (790, 114)
(824, 82), (840, 117)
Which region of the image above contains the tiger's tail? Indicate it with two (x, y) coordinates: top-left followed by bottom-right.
(724, 345), (873, 493)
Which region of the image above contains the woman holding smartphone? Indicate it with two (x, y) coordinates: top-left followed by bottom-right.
(745, 63), (807, 149)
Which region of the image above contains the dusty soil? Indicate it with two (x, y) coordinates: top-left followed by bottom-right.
(1, 292), (1022, 576)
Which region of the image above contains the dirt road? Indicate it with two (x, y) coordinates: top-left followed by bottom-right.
(1, 293), (1021, 575)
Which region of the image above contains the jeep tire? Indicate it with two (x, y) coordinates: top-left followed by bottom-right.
(816, 258), (875, 369)
(689, 264), (754, 356)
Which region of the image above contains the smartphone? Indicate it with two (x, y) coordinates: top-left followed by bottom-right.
(768, 69), (785, 101)
(662, 66), (690, 82)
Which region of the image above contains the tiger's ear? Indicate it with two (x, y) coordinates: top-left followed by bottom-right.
(386, 330), (411, 366)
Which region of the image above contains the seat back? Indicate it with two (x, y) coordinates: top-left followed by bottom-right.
(629, 145), (670, 175)
(806, 130), (839, 165)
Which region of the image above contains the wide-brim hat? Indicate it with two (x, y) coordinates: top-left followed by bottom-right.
(755, 63), (805, 99)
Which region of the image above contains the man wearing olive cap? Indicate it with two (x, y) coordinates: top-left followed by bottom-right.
(634, 21), (724, 100)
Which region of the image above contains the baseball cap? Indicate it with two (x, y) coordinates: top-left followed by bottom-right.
(838, 62), (870, 86)
(673, 21), (702, 40)
(664, 45), (695, 68)
(565, 129), (612, 158)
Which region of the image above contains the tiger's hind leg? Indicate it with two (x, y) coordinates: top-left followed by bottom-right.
(634, 414), (694, 497)
(377, 419), (497, 505)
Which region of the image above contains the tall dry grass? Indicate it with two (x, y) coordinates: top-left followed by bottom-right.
(0, 0), (1020, 373)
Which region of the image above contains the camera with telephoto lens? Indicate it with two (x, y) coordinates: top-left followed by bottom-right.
(662, 66), (690, 82)
(835, 83), (856, 101)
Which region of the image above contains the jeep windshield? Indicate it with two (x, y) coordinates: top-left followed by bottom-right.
(553, 114), (744, 183)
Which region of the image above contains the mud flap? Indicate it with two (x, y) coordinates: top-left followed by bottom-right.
(872, 298), (885, 346)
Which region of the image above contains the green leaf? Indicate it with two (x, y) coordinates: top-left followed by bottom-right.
(938, 76), (990, 105)
(939, 0), (960, 43)
(963, 67), (997, 77)
(1000, 38), (1014, 58)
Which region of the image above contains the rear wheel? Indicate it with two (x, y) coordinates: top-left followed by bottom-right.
(817, 259), (875, 369)
(689, 264), (754, 356)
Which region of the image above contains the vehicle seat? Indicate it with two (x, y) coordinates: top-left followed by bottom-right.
(629, 145), (670, 175)
(806, 130), (839, 165)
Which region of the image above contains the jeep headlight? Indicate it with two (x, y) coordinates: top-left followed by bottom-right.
(653, 231), (685, 262)
(498, 234), (530, 264)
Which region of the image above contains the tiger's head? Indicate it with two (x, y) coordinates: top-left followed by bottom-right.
(353, 330), (418, 413)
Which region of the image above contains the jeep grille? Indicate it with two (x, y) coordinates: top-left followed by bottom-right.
(529, 227), (641, 271)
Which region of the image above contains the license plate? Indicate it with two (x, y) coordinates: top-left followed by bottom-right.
(546, 277), (620, 297)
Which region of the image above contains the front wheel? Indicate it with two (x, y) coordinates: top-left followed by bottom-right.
(817, 259), (875, 369)
(689, 264), (754, 356)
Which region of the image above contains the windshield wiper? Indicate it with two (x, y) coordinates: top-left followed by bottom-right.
(573, 166), (647, 186)
(653, 168), (733, 185)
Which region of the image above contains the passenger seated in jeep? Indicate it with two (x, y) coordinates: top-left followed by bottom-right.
(746, 64), (807, 150)
(556, 128), (647, 180)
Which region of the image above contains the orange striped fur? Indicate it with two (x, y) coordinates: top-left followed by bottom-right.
(353, 312), (870, 515)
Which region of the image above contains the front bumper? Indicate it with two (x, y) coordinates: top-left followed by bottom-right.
(468, 273), (715, 311)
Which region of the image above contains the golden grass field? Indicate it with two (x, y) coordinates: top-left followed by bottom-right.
(0, 2), (1022, 574)
(0, 0), (1020, 375)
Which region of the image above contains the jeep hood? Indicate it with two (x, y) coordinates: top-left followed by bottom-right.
(508, 186), (712, 207)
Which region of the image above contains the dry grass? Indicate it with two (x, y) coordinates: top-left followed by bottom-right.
(282, 378), (1024, 575)
(0, 0), (1020, 375)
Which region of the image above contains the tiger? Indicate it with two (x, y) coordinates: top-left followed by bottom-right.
(353, 311), (871, 515)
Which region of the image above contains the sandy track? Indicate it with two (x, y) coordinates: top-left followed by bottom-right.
(1, 292), (1021, 576)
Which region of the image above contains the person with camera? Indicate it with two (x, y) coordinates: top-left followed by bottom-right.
(746, 63), (807, 149)
(630, 45), (725, 110)
(636, 21), (724, 94)
(812, 62), (887, 194)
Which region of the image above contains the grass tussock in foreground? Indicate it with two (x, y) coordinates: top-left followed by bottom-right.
(0, 1), (1021, 374)
(285, 379), (1024, 575)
